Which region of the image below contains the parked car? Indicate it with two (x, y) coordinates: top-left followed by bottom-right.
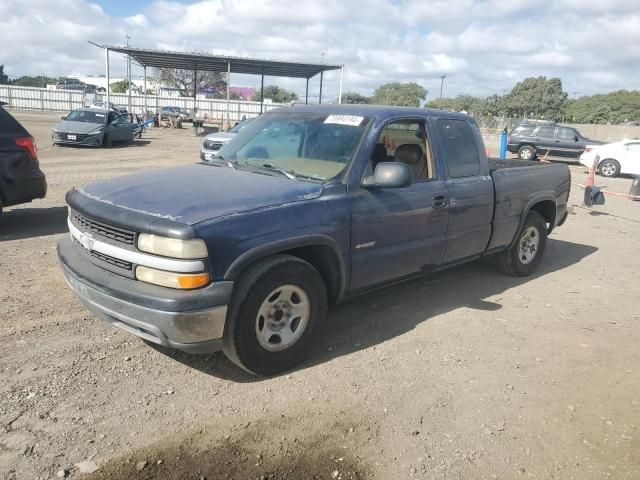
(58, 105), (570, 375)
(53, 108), (136, 147)
(507, 123), (603, 161)
(158, 106), (191, 122)
(579, 139), (640, 177)
(200, 118), (255, 160)
(56, 79), (86, 91)
(89, 101), (127, 115)
(0, 102), (47, 216)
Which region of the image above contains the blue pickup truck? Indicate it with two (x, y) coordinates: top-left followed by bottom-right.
(58, 105), (570, 375)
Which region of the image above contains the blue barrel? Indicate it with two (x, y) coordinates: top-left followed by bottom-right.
(499, 128), (508, 160)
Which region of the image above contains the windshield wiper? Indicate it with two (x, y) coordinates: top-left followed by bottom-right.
(202, 154), (236, 169)
(245, 161), (296, 179)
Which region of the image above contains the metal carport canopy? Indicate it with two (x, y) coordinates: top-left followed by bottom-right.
(100, 45), (342, 79)
(95, 44), (344, 119)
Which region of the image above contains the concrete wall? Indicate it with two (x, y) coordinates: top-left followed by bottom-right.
(562, 124), (640, 143)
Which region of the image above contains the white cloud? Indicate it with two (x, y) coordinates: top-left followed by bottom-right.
(1, 0), (639, 99)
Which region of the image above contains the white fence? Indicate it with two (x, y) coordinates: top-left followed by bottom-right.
(0, 85), (288, 123)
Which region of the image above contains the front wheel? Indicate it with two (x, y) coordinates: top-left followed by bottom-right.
(496, 211), (547, 276)
(102, 134), (112, 148)
(599, 159), (620, 178)
(223, 255), (327, 375)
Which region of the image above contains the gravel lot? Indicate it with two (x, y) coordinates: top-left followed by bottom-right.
(1, 111), (639, 480)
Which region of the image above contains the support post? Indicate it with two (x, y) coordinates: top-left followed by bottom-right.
(319, 71), (324, 104)
(127, 53), (131, 113)
(105, 48), (110, 106)
(143, 66), (147, 114)
(193, 65), (197, 117)
(226, 59), (231, 129)
(305, 77), (309, 104)
(338, 66), (344, 104)
(260, 73), (264, 114)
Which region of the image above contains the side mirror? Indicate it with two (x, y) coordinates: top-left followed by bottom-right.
(362, 162), (412, 189)
(574, 135), (579, 142)
(60, 116), (66, 120)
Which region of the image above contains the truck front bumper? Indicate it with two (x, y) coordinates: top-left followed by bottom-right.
(58, 236), (232, 354)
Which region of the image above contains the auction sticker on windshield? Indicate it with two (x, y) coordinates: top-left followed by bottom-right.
(324, 115), (364, 126)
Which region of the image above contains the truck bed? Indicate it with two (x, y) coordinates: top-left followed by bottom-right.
(485, 158), (571, 252)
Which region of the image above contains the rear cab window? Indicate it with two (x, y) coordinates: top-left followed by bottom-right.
(435, 118), (481, 178)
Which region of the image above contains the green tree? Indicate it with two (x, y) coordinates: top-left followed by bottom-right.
(110, 79), (132, 94)
(426, 94), (483, 114)
(154, 68), (226, 97)
(565, 90), (640, 124)
(341, 91), (371, 104)
(9, 75), (60, 87)
(371, 82), (427, 107)
(500, 76), (567, 120)
(254, 85), (298, 103)
(0, 65), (9, 84)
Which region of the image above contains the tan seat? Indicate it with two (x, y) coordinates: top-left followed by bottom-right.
(394, 144), (425, 180)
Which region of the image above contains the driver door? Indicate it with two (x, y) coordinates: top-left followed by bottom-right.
(348, 118), (449, 292)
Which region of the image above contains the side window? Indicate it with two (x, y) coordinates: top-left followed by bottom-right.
(364, 119), (434, 181)
(436, 119), (480, 178)
(557, 127), (576, 140)
(626, 143), (640, 153)
(536, 126), (555, 138)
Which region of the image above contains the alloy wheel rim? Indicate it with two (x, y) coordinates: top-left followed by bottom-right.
(601, 162), (616, 176)
(255, 284), (310, 352)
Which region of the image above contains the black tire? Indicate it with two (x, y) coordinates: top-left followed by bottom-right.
(517, 145), (536, 161)
(223, 254), (327, 375)
(103, 134), (112, 148)
(496, 211), (547, 277)
(598, 158), (620, 178)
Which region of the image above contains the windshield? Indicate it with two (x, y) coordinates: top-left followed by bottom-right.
(228, 118), (255, 134)
(65, 110), (107, 124)
(218, 112), (370, 181)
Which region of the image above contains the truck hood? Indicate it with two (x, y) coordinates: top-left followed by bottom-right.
(56, 120), (105, 134)
(77, 164), (323, 225)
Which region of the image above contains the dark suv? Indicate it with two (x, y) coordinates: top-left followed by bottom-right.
(0, 103), (47, 215)
(507, 123), (602, 161)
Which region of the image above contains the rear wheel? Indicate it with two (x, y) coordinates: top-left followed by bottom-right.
(496, 211), (547, 276)
(223, 255), (327, 375)
(517, 145), (536, 161)
(599, 159), (620, 178)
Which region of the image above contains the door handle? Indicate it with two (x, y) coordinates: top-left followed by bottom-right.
(432, 195), (447, 208)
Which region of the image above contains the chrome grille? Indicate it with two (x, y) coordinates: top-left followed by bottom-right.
(72, 211), (135, 245)
(203, 140), (224, 151)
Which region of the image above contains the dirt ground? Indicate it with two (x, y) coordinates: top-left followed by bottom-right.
(1, 111), (639, 480)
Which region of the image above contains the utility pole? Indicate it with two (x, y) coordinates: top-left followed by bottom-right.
(439, 74), (446, 99)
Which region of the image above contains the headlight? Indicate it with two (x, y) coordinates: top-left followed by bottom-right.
(137, 234), (208, 259)
(87, 128), (102, 135)
(136, 266), (209, 289)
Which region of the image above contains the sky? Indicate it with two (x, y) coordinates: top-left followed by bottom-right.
(2, 0), (640, 102)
